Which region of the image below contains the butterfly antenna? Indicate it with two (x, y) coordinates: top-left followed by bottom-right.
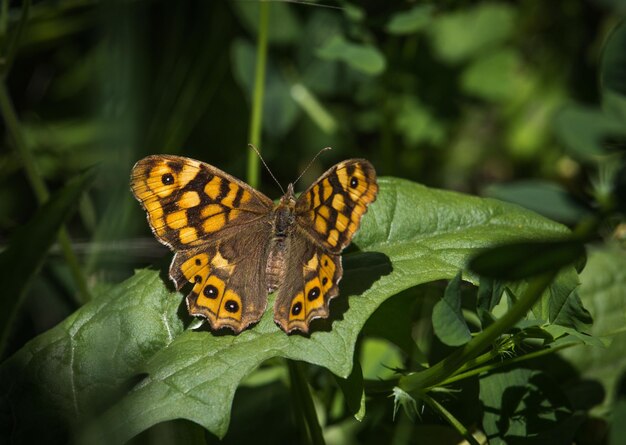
(248, 144), (285, 194)
(293, 146), (332, 187)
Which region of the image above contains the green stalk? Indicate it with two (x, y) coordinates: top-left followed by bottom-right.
(439, 342), (578, 387)
(243, 4), (323, 442)
(287, 361), (311, 445)
(448, 348), (500, 377)
(0, 0), (8, 38)
(2, 0), (30, 77)
(288, 361), (326, 445)
(0, 81), (91, 304)
(422, 393), (480, 445)
(246, 0), (270, 188)
(399, 271), (556, 393)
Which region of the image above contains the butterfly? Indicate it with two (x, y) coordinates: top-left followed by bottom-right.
(130, 155), (378, 334)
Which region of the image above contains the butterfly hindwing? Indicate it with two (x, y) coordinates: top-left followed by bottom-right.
(274, 234), (343, 333)
(130, 155), (273, 250)
(170, 223), (273, 333)
(295, 159), (378, 254)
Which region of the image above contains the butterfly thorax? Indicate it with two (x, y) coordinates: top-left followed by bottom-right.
(266, 183), (297, 292)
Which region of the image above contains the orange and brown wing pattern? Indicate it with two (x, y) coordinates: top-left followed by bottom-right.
(130, 155), (273, 250)
(295, 159), (378, 254)
(274, 235), (343, 333)
(170, 225), (272, 333)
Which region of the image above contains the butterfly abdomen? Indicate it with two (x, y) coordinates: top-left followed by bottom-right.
(266, 200), (296, 292)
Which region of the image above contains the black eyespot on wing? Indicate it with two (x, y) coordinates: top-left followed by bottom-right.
(291, 302), (302, 316)
(307, 286), (321, 301)
(194, 275), (202, 283)
(203, 285), (218, 299)
(162, 173), (174, 185)
(225, 300), (239, 313)
(350, 177), (358, 188)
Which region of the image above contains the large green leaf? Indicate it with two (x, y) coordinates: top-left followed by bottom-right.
(0, 177), (572, 443)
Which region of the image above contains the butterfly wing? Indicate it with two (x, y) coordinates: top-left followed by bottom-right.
(130, 155), (273, 250)
(294, 159), (378, 254)
(171, 225), (272, 332)
(274, 159), (378, 333)
(273, 234), (342, 333)
(131, 154), (274, 332)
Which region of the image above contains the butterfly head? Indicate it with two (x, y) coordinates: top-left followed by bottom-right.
(280, 183), (297, 208)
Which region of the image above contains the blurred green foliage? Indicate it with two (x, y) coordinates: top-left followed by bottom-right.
(1, 1), (625, 444)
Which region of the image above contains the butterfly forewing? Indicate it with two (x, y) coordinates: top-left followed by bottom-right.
(294, 159), (378, 254)
(130, 155), (273, 250)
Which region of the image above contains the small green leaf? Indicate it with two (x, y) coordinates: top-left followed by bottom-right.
(0, 169), (94, 354)
(461, 49), (527, 102)
(553, 105), (626, 159)
(317, 35), (386, 75)
(386, 5), (434, 35)
(544, 325), (605, 349)
(469, 239), (586, 281)
(432, 272), (472, 346)
(427, 4), (515, 63)
(548, 272), (592, 330)
(476, 277), (504, 327)
(393, 97), (446, 146)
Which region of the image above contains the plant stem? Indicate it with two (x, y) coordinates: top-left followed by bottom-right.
(0, 0), (8, 38)
(288, 361), (326, 445)
(243, 5), (324, 442)
(0, 81), (91, 304)
(422, 393), (481, 445)
(246, 0), (270, 188)
(449, 348), (500, 377)
(439, 341), (578, 386)
(399, 271), (556, 392)
(288, 360), (311, 445)
(2, 0), (30, 77)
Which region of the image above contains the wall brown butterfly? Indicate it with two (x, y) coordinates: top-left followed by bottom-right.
(130, 155), (378, 333)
